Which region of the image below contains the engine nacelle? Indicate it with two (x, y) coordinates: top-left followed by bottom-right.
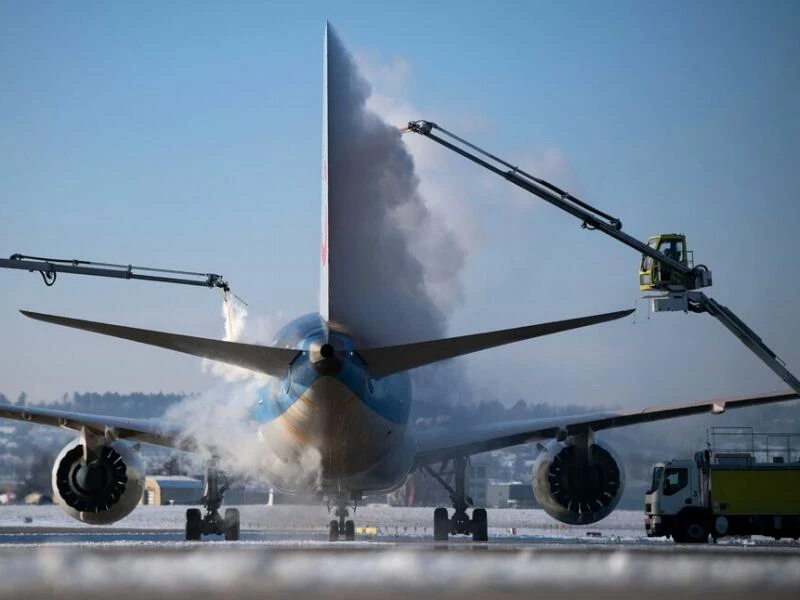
(532, 437), (625, 525)
(51, 438), (145, 525)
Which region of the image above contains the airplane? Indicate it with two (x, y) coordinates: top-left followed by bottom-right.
(1, 24), (798, 542)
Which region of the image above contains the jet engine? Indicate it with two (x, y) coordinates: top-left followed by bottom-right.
(51, 438), (145, 525)
(531, 436), (624, 525)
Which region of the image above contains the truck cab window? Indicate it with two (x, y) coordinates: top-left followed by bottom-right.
(641, 238), (659, 272)
(647, 466), (664, 494)
(662, 467), (688, 496)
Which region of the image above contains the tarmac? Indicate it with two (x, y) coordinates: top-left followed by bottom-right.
(0, 505), (798, 599)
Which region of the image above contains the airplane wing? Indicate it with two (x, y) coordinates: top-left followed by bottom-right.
(412, 389), (799, 465)
(21, 310), (301, 379)
(0, 402), (192, 451)
(358, 308), (634, 379)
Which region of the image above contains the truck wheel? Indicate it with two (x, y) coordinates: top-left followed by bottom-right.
(677, 516), (708, 544)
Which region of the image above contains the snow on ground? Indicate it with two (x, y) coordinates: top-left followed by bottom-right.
(1, 505), (799, 599)
(4, 505), (798, 548)
(0, 504), (647, 538)
(0, 540), (799, 600)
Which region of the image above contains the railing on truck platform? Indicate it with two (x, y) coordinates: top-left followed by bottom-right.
(707, 427), (800, 466)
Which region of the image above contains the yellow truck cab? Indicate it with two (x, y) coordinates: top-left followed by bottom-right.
(639, 233), (691, 291)
(644, 428), (800, 543)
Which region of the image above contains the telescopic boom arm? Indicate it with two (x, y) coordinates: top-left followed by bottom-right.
(403, 120), (709, 290)
(402, 120), (800, 397)
(0, 253), (231, 293)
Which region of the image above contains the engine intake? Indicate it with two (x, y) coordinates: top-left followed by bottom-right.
(51, 439), (145, 525)
(532, 437), (624, 525)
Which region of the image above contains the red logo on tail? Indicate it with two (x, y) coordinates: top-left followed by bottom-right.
(321, 205), (328, 268)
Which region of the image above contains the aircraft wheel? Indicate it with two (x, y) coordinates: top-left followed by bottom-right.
(433, 507), (449, 541)
(329, 519), (340, 541)
(345, 519), (355, 541)
(471, 508), (488, 542)
(186, 508), (202, 541)
(224, 508), (240, 541)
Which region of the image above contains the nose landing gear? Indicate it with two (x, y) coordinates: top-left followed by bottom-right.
(328, 493), (358, 541)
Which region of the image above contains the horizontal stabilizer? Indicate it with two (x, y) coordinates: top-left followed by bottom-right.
(358, 308), (634, 379)
(21, 311), (300, 379)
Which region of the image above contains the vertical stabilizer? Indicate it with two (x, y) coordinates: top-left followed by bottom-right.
(319, 22), (330, 322)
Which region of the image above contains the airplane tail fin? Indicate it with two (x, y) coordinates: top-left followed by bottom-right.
(21, 311), (300, 379)
(319, 22), (331, 322)
(357, 309), (634, 379)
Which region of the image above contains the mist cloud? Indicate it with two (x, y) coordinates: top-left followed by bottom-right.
(326, 27), (474, 409)
(164, 298), (321, 490)
(326, 28), (467, 347)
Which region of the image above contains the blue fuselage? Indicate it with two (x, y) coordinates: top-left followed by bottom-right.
(255, 314), (416, 495)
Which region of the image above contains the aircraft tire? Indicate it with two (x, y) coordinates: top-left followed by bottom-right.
(329, 519), (340, 541)
(471, 508), (488, 542)
(345, 519), (355, 541)
(224, 508), (240, 541)
(186, 508), (202, 541)
(433, 507), (449, 541)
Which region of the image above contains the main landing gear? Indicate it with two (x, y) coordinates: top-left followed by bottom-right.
(185, 457), (240, 541)
(327, 493), (358, 541)
(425, 456), (488, 542)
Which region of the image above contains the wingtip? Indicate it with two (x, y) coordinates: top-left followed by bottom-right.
(20, 310), (62, 324)
(601, 307), (635, 321)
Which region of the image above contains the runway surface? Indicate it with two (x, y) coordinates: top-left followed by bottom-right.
(1, 505), (798, 599)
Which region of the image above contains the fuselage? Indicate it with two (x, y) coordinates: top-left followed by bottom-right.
(255, 313), (416, 496)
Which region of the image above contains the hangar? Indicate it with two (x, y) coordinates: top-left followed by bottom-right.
(142, 476), (202, 506)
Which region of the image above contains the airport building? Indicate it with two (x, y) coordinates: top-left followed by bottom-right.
(224, 484), (273, 505)
(142, 477), (276, 506)
(384, 461), (489, 507)
(142, 476), (203, 506)
(468, 463), (488, 508)
(487, 482), (538, 508)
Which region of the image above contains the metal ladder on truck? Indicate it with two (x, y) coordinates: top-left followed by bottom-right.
(402, 120), (800, 397)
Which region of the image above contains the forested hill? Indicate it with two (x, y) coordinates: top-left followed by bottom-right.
(0, 391), (186, 418)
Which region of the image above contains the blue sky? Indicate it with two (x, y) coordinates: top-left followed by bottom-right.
(1, 1), (799, 407)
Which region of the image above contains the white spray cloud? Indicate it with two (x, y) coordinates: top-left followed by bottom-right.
(326, 28), (467, 347)
(357, 55), (479, 316)
(356, 47), (591, 413)
(200, 297), (257, 383)
(326, 28), (475, 408)
(163, 378), (322, 491)
(164, 298), (322, 490)
(201, 296), (290, 383)
(359, 54), (575, 199)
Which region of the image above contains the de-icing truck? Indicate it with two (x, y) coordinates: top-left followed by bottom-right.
(644, 428), (800, 543)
